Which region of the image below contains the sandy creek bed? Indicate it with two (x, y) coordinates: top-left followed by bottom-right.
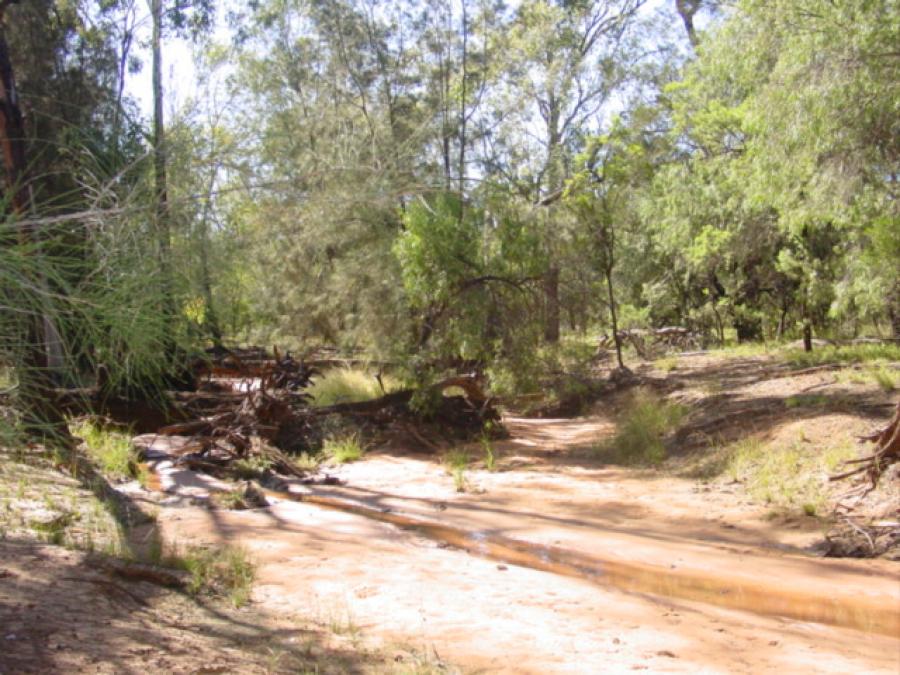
(136, 406), (900, 674)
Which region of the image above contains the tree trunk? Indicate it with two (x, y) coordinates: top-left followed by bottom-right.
(675, 0), (702, 48)
(777, 303), (789, 340)
(888, 280), (900, 339)
(605, 267), (624, 370)
(151, 0), (174, 329)
(802, 319), (813, 352)
(0, 11), (68, 437)
(543, 265), (560, 343)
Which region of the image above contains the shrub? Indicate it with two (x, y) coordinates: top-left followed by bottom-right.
(593, 389), (687, 465)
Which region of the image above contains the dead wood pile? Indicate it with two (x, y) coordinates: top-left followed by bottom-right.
(597, 327), (703, 358)
(143, 348), (501, 480)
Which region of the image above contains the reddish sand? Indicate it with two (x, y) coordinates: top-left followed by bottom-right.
(146, 408), (900, 674)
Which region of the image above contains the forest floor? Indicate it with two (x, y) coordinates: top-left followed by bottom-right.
(2, 350), (899, 673)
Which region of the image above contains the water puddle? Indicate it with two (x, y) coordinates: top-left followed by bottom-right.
(267, 489), (900, 638)
(141, 456), (898, 639)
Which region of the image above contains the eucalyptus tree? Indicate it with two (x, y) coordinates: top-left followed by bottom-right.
(486, 0), (648, 342)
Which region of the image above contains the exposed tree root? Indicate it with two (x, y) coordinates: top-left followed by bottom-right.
(830, 401), (900, 488)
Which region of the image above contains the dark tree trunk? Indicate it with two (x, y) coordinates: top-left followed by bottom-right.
(802, 320), (813, 352)
(675, 0), (702, 48)
(151, 0), (175, 328)
(605, 267), (624, 370)
(543, 265), (560, 343)
(888, 281), (900, 339)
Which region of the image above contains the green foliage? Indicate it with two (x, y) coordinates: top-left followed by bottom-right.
(594, 389), (688, 465)
(395, 192), (544, 369)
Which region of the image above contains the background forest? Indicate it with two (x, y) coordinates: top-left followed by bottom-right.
(1, 0), (898, 431)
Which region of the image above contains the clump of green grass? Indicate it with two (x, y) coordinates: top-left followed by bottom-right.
(784, 394), (828, 409)
(708, 342), (778, 358)
(69, 419), (144, 484)
(307, 367), (401, 406)
(725, 435), (857, 515)
(593, 389), (688, 465)
(444, 449), (470, 492)
(211, 488), (248, 510)
(293, 451), (321, 472)
(323, 433), (364, 464)
(835, 364), (898, 391)
(870, 366), (898, 392)
(653, 356), (678, 373)
(232, 456), (273, 480)
(785, 343), (900, 368)
(481, 435), (498, 472)
(172, 544), (256, 607)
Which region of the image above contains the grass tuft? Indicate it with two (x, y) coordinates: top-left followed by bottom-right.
(444, 449), (470, 492)
(232, 456), (273, 480)
(69, 419), (145, 484)
(593, 389), (688, 465)
(653, 356), (678, 373)
(481, 435), (498, 472)
(171, 544), (256, 607)
(323, 433), (364, 464)
(308, 367), (401, 406)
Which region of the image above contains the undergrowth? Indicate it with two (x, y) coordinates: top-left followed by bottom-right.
(785, 343), (900, 368)
(724, 435), (857, 516)
(836, 365), (898, 392)
(592, 389), (688, 465)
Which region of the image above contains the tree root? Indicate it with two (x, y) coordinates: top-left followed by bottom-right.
(830, 401), (900, 489)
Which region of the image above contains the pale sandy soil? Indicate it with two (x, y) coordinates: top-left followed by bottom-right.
(0, 540), (412, 674)
(144, 354), (900, 673)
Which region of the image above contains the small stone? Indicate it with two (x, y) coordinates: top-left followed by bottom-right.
(496, 564), (508, 571)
